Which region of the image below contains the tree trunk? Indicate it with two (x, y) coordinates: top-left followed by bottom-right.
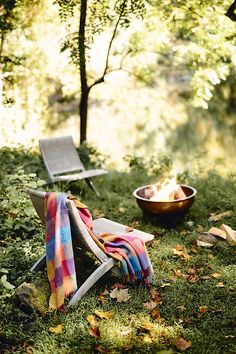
(79, 0), (88, 144)
(79, 87), (89, 143)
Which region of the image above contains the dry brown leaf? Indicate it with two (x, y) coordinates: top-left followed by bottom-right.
(131, 220), (140, 228)
(216, 282), (225, 288)
(111, 283), (126, 289)
(199, 306), (207, 314)
(149, 288), (162, 304)
(173, 337), (192, 351)
(141, 322), (154, 331)
(89, 327), (100, 338)
(86, 314), (98, 327)
(109, 288), (131, 303)
(99, 294), (105, 305)
(94, 344), (109, 353)
(173, 248), (191, 261)
(143, 300), (157, 311)
(174, 269), (183, 277)
(196, 224), (204, 232)
(187, 267), (196, 274)
(186, 275), (199, 283)
(48, 324), (64, 334)
(150, 308), (161, 320)
(178, 305), (186, 311)
(125, 226), (134, 232)
(175, 244), (184, 251)
(100, 288), (109, 296)
(211, 272), (221, 279)
(94, 310), (113, 320)
(208, 210), (232, 222)
(119, 207), (126, 214)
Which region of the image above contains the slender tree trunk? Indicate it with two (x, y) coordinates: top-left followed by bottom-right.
(79, 0), (89, 144)
(0, 32), (5, 109)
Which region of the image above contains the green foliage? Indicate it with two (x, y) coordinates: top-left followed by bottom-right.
(0, 166), (45, 241)
(129, 1), (236, 109)
(57, 0), (146, 67)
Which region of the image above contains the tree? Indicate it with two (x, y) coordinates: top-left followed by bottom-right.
(55, 0), (146, 143)
(127, 0), (236, 109)
(0, 0), (41, 106)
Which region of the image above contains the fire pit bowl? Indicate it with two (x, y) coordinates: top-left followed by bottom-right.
(133, 184), (197, 226)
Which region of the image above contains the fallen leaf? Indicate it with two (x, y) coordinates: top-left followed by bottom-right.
(187, 267), (196, 274)
(211, 272), (221, 279)
(94, 310), (113, 320)
(199, 306), (207, 314)
(86, 314), (98, 327)
(173, 337), (192, 351)
(48, 324), (64, 334)
(208, 210), (232, 222)
(141, 322), (154, 331)
(150, 308), (161, 320)
(216, 282), (225, 288)
(174, 269), (183, 277)
(99, 294), (105, 305)
(173, 248), (191, 261)
(109, 288), (131, 303)
(177, 305), (186, 311)
(119, 207), (126, 213)
(100, 288), (109, 296)
(149, 288), (162, 304)
(143, 300), (157, 311)
(186, 275), (199, 283)
(111, 283), (126, 289)
(175, 244), (184, 251)
(196, 224), (204, 232)
(89, 327), (100, 338)
(131, 220), (140, 228)
(94, 344), (109, 353)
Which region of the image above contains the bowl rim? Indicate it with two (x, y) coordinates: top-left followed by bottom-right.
(133, 184), (197, 203)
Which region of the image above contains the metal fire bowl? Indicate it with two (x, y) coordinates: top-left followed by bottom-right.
(133, 184), (197, 226)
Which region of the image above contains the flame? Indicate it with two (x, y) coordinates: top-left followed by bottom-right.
(150, 174), (185, 202)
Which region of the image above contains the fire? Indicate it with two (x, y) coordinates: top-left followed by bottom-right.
(150, 175), (186, 202)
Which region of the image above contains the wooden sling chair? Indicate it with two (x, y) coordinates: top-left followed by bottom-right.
(28, 189), (154, 308)
(39, 136), (108, 197)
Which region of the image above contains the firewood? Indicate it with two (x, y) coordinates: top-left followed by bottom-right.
(174, 186), (186, 200)
(220, 224), (236, 246)
(208, 227), (227, 239)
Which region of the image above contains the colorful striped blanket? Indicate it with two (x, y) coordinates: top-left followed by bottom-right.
(45, 192), (154, 310)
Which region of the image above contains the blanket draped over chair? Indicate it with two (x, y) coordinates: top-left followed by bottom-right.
(45, 192), (154, 310)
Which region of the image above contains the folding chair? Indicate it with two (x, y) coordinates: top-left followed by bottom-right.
(28, 189), (154, 308)
(39, 136), (108, 197)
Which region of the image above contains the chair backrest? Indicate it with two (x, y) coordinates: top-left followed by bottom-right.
(28, 190), (109, 264)
(39, 136), (85, 178)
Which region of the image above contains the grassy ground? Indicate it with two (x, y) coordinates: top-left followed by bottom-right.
(0, 147), (236, 354)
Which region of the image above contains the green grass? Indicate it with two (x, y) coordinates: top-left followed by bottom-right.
(0, 147), (236, 353)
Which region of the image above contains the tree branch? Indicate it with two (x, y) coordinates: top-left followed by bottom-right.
(226, 0), (236, 21)
(88, 0), (126, 91)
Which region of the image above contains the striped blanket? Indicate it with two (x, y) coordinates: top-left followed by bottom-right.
(45, 192), (154, 310)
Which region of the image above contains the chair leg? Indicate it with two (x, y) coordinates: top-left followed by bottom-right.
(30, 254), (46, 272)
(85, 178), (101, 198)
(67, 258), (117, 308)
